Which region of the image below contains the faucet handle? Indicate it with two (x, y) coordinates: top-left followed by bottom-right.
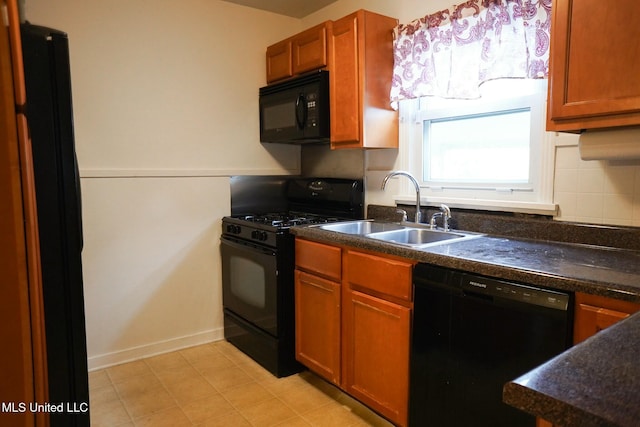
(429, 212), (442, 230)
(439, 204), (451, 231)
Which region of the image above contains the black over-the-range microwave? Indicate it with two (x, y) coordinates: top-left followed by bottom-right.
(259, 70), (330, 144)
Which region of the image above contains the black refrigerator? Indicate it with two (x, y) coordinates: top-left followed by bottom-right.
(21, 23), (89, 427)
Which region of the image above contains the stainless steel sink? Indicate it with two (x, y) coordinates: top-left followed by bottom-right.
(314, 220), (482, 248)
(367, 227), (481, 248)
(317, 220), (405, 235)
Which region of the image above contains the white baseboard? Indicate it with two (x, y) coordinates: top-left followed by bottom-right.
(87, 327), (225, 371)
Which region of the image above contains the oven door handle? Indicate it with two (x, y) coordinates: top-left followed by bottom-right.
(221, 235), (277, 256)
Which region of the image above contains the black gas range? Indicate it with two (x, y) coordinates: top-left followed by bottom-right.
(220, 177), (363, 377)
(223, 212), (343, 247)
(224, 177), (364, 242)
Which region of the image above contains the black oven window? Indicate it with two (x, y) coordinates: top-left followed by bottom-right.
(230, 256), (266, 309)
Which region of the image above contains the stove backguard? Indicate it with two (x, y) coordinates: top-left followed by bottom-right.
(229, 176), (364, 219)
(230, 175), (291, 216)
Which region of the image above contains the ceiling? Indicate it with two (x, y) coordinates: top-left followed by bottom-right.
(221, 0), (339, 18)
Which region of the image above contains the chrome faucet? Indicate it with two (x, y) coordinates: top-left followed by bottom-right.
(381, 171), (422, 223)
(395, 209), (408, 222)
(430, 204), (452, 231)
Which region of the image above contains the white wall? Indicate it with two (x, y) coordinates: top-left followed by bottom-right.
(24, 0), (305, 369)
(25, 0), (303, 174)
(80, 177), (228, 367)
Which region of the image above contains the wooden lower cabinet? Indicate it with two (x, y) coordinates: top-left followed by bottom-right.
(294, 238), (412, 426)
(537, 419), (554, 427)
(294, 238), (341, 282)
(343, 289), (410, 425)
(574, 292), (640, 344)
(294, 270), (341, 385)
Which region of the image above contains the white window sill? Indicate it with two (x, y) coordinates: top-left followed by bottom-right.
(393, 195), (558, 216)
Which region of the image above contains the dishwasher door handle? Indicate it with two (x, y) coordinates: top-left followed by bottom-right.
(462, 289), (493, 302)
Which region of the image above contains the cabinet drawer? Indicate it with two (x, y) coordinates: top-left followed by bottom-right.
(295, 238), (341, 281)
(345, 250), (412, 301)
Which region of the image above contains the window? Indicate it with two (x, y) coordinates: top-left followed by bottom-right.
(398, 79), (556, 214)
(425, 109), (531, 184)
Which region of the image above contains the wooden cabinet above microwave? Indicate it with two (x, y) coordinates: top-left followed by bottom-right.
(264, 10), (398, 150)
(547, 0), (640, 132)
(266, 22), (331, 84)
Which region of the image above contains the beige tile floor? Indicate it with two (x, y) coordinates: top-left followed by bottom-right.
(89, 340), (394, 426)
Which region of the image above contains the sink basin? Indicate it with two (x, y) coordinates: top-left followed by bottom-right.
(367, 228), (479, 247)
(313, 220), (482, 248)
(317, 220), (405, 235)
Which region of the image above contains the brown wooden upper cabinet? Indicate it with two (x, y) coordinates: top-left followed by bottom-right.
(266, 22), (330, 83)
(329, 10), (398, 149)
(547, 0), (640, 132)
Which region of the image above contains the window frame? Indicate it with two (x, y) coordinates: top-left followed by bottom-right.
(396, 79), (557, 215)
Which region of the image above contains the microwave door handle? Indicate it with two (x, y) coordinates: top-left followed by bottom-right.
(295, 93), (307, 130)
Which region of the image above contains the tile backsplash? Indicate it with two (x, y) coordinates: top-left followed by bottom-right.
(554, 135), (640, 226)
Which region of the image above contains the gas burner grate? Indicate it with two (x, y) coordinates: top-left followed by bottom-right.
(232, 213), (342, 229)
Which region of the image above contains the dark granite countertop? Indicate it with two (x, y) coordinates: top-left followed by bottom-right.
(504, 312), (640, 427)
(291, 219), (640, 427)
(291, 224), (640, 302)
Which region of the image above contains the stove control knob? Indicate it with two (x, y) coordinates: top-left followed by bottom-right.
(226, 224), (241, 234)
(251, 230), (268, 241)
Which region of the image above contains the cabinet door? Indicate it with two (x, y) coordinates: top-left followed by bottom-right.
(295, 270), (341, 385)
(329, 10), (398, 149)
(292, 22), (329, 75)
(343, 289), (410, 426)
(266, 39), (292, 83)
(574, 292), (640, 344)
(329, 13), (361, 145)
(547, 0), (640, 131)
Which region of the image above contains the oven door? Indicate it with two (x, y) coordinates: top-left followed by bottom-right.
(221, 236), (278, 336)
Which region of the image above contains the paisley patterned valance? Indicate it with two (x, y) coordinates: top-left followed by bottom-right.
(390, 0), (552, 106)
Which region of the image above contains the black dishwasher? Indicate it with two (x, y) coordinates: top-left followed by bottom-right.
(410, 264), (572, 426)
